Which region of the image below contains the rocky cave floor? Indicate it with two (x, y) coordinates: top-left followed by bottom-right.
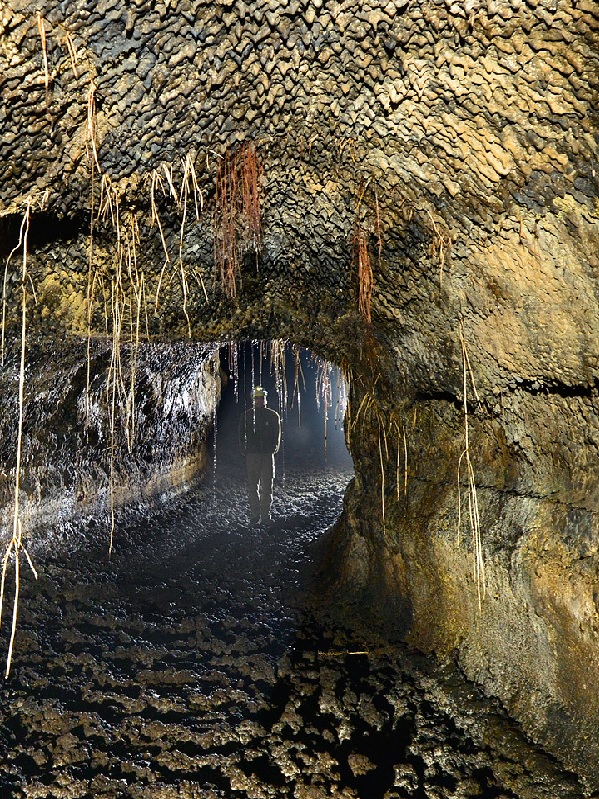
(0, 438), (591, 799)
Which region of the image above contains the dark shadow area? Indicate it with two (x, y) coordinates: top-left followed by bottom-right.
(0, 211), (85, 257)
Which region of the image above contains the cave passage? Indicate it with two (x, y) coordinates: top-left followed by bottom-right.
(0, 341), (586, 798)
(212, 341), (354, 521)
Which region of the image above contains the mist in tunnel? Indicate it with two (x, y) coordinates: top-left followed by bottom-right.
(211, 341), (354, 498)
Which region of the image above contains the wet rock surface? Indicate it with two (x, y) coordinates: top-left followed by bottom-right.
(0, 338), (220, 540)
(0, 449), (587, 799)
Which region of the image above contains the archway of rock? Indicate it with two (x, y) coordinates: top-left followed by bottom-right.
(1, 0), (598, 783)
(214, 340), (353, 475)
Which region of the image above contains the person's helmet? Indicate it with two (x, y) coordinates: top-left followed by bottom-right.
(253, 386), (267, 399)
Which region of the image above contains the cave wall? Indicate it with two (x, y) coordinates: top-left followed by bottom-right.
(0, 337), (220, 553)
(1, 0), (599, 789)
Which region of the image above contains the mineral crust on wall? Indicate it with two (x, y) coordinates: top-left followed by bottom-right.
(1, 0), (598, 789)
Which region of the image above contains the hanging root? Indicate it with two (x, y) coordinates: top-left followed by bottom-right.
(392, 419), (409, 502)
(240, 142), (262, 255)
(374, 187), (383, 263)
(0, 202), (38, 678)
(457, 323), (485, 611)
(180, 153), (207, 309)
(151, 156), (207, 317)
(213, 142), (263, 299)
(86, 82), (101, 174)
(268, 339), (288, 412)
(347, 383), (417, 522)
(423, 208), (452, 286)
(103, 208), (145, 554)
(63, 30), (79, 76)
(403, 429), (408, 495)
(351, 178), (379, 324)
(214, 149), (238, 299)
(85, 166), (144, 553)
(378, 434), (385, 522)
(36, 12), (50, 100)
(353, 225), (373, 323)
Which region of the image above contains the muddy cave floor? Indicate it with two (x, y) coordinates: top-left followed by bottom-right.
(0, 440), (590, 799)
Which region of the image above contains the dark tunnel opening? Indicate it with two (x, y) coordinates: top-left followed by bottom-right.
(211, 341), (354, 497)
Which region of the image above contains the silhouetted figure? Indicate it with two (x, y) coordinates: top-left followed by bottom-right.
(239, 386), (281, 525)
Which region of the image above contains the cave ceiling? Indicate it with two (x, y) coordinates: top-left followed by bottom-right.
(0, 0), (596, 398)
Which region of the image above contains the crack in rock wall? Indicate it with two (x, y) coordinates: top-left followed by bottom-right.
(1, 0), (599, 790)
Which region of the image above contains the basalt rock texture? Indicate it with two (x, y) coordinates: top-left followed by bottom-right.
(0, 338), (220, 546)
(1, 0), (599, 790)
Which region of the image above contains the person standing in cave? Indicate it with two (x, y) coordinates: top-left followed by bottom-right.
(239, 386), (281, 526)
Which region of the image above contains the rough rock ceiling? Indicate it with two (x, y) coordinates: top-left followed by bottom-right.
(0, 0), (597, 383)
(2, 0), (597, 213)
